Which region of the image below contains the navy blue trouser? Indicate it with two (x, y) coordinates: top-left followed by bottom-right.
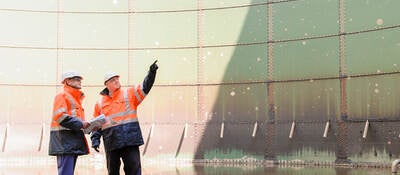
(106, 146), (141, 175)
(57, 155), (78, 175)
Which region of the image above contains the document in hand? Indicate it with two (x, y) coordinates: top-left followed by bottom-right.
(84, 114), (106, 134)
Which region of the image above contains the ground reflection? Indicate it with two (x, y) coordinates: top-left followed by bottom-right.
(0, 164), (391, 175)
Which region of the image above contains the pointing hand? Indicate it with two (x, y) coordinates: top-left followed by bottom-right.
(150, 60), (158, 72)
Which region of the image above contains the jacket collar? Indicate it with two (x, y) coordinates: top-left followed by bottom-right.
(100, 87), (121, 97)
(100, 88), (109, 96)
(64, 84), (85, 100)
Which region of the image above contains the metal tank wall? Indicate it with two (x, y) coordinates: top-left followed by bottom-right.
(0, 0), (399, 165)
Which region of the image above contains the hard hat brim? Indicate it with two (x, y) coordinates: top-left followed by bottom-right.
(104, 75), (120, 85)
(62, 76), (83, 83)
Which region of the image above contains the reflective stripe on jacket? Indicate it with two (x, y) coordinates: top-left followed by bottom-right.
(94, 84), (146, 151)
(49, 85), (89, 156)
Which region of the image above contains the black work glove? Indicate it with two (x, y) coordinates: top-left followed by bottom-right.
(92, 143), (100, 152)
(149, 60), (158, 73)
(90, 130), (101, 152)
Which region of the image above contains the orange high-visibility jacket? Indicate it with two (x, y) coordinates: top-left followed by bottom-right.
(93, 84), (147, 151)
(48, 85), (89, 156)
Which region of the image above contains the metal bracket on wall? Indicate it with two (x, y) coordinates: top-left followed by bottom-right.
(220, 122), (224, 138)
(362, 120), (369, 139)
(323, 120), (330, 138)
(2, 123), (9, 152)
(150, 123), (155, 138)
(252, 121), (258, 138)
(289, 121), (295, 139)
(38, 123), (45, 152)
(184, 123), (188, 138)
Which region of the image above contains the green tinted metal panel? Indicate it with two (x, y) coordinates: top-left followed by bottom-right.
(131, 49), (197, 85)
(203, 148), (264, 160)
(273, 0), (338, 40)
(0, 48), (57, 84)
(62, 14), (128, 48)
(204, 84), (268, 123)
(133, 12), (197, 48)
(211, 166), (382, 174)
(202, 0), (267, 8)
(62, 50), (128, 85)
(346, 29), (400, 76)
(0, 0), (57, 11)
(274, 79), (340, 121)
(133, 0), (197, 11)
(202, 5), (267, 45)
(200, 86), (221, 122)
(345, 0), (400, 32)
(62, 0), (128, 11)
(346, 75), (400, 119)
(0, 12), (57, 47)
(202, 45), (267, 83)
(273, 38), (339, 80)
(276, 146), (337, 162)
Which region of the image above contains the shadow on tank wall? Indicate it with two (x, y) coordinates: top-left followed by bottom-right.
(193, 0), (400, 164)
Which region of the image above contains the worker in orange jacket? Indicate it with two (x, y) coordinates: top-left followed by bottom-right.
(91, 61), (158, 175)
(49, 70), (90, 175)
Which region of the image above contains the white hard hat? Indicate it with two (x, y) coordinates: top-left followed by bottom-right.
(104, 71), (119, 85)
(61, 70), (83, 83)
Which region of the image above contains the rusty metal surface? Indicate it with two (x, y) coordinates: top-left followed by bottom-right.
(194, 122), (266, 160)
(336, 121), (350, 163)
(345, 121), (400, 162)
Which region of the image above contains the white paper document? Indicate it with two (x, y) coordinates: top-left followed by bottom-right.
(84, 114), (106, 134)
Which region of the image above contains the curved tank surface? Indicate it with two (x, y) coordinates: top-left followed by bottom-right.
(0, 0), (399, 167)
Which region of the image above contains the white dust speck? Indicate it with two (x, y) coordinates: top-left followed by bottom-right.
(376, 18), (383, 26)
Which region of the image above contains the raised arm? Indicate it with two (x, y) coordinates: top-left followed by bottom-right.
(142, 60), (158, 94)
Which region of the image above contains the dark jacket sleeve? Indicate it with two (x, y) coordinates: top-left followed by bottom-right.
(90, 129), (102, 147)
(142, 70), (157, 94)
(59, 116), (83, 131)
